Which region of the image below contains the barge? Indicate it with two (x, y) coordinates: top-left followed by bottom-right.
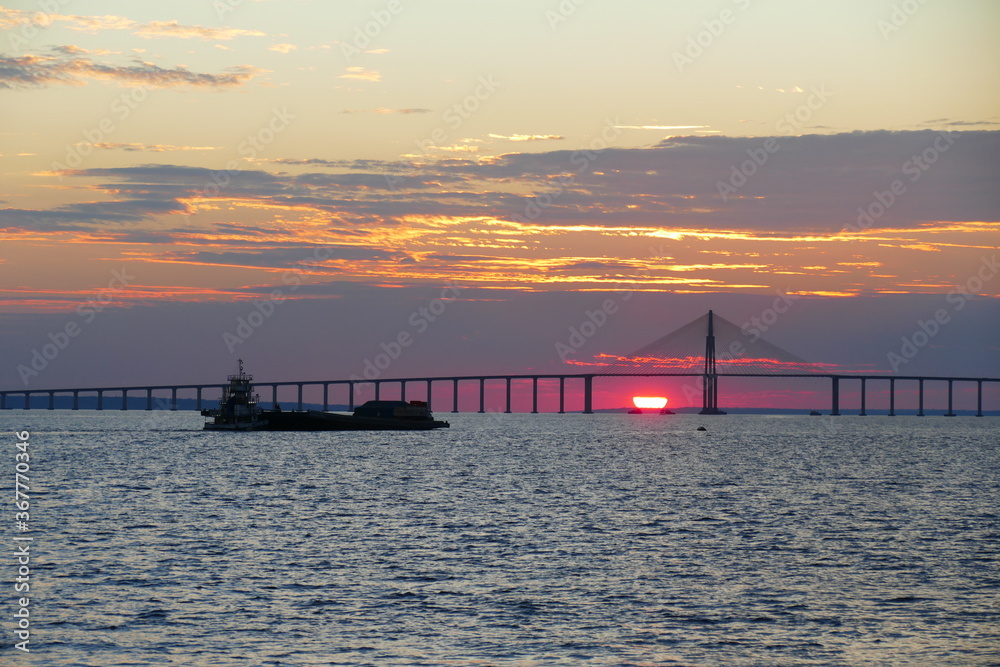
(202, 361), (450, 431)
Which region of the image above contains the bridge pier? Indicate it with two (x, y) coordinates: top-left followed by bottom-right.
(977, 380), (983, 417)
(532, 377), (538, 414)
(271, 384), (278, 407)
(830, 377), (840, 416)
(297, 384), (303, 411)
(698, 313), (726, 415)
(888, 378), (895, 416)
(558, 377), (565, 414)
(478, 378), (485, 414)
(48, 391), (55, 411)
(945, 379), (956, 416)
(121, 389), (128, 411)
(196, 387), (202, 411)
(700, 374), (723, 415)
(349, 382), (355, 411)
(374, 381), (381, 401)
(583, 376), (593, 414)
(323, 383), (329, 411)
(146, 388), (153, 411)
(401, 381), (406, 403)
(97, 390), (104, 411)
(918, 379), (924, 416)
(426, 380), (432, 410)
(859, 378), (866, 416)
(452, 379), (459, 413)
(505, 378), (512, 414)
(170, 388), (177, 411)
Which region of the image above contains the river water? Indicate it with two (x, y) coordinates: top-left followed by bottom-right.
(3, 411), (998, 665)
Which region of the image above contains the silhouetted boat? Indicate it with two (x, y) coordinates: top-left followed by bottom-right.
(202, 361), (449, 431)
(628, 408), (643, 414)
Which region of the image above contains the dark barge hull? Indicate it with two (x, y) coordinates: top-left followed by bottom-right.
(203, 409), (449, 431)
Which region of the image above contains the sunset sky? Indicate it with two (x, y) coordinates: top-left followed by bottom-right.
(1, 0), (998, 410)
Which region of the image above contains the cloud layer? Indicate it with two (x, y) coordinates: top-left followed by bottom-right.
(1, 131), (996, 300)
(0, 53), (262, 89)
(7, 130), (998, 234)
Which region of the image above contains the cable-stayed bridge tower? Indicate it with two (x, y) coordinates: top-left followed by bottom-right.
(594, 309), (826, 413)
(702, 310), (724, 415)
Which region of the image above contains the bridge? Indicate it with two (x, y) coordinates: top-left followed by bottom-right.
(3, 312), (996, 416)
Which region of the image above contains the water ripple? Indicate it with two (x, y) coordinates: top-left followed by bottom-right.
(3, 412), (998, 665)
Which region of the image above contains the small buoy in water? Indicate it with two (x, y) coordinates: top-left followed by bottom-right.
(697, 426), (707, 431)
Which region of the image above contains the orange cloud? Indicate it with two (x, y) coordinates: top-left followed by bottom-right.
(0, 8), (264, 40)
(84, 142), (220, 152)
(134, 20), (265, 40)
(338, 67), (380, 82)
(488, 134), (565, 142)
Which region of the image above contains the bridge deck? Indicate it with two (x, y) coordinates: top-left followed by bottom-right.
(2, 373), (997, 416)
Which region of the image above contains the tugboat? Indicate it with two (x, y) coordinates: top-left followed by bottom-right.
(202, 360), (450, 431)
(201, 359), (266, 430)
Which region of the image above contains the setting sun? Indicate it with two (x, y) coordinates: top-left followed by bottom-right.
(632, 396), (669, 409)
